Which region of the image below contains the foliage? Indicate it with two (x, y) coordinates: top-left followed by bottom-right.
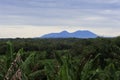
(0, 37), (120, 80)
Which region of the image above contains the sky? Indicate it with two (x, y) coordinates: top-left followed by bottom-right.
(0, 0), (120, 38)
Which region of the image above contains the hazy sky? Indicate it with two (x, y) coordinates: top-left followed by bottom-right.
(0, 0), (120, 38)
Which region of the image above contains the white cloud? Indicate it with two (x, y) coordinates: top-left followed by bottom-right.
(82, 16), (106, 21)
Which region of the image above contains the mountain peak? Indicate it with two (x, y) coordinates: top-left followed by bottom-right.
(41, 30), (98, 38)
(60, 30), (69, 33)
(74, 30), (90, 32)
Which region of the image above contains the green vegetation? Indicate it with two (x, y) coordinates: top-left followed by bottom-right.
(0, 37), (120, 80)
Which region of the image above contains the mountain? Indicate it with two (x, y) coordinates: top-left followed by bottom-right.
(40, 30), (98, 38)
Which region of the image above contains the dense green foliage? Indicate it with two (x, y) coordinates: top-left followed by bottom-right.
(0, 37), (120, 80)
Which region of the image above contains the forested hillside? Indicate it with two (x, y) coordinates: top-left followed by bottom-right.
(0, 37), (120, 80)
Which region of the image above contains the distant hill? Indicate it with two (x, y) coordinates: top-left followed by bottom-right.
(40, 30), (98, 38)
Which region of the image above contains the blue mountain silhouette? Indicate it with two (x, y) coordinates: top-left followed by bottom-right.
(41, 30), (98, 38)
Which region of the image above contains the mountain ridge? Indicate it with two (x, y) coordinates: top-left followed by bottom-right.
(40, 30), (98, 38)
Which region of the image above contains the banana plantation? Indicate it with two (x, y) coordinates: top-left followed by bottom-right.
(0, 37), (120, 80)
